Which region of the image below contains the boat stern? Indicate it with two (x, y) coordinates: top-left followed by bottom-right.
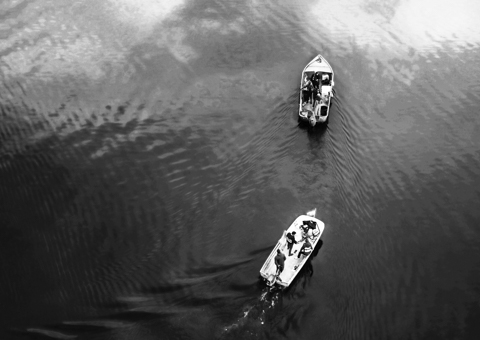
(298, 106), (329, 125)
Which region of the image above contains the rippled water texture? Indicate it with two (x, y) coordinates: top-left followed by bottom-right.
(1, 0), (480, 339)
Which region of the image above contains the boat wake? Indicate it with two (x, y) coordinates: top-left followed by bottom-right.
(219, 286), (283, 339)
(218, 237), (323, 337)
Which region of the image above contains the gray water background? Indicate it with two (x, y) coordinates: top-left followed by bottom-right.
(1, 0), (480, 339)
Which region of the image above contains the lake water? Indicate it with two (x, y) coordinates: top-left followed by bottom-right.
(1, 0), (480, 339)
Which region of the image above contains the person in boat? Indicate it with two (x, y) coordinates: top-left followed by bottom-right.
(297, 239), (313, 259)
(274, 249), (286, 275)
(301, 75), (314, 105)
(286, 231), (297, 256)
(310, 72), (321, 89)
(305, 220), (317, 231)
(313, 88), (322, 109)
(301, 220), (317, 239)
(300, 221), (310, 234)
(307, 220), (320, 238)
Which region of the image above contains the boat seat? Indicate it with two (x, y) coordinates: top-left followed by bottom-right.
(321, 85), (332, 96)
(321, 73), (330, 85)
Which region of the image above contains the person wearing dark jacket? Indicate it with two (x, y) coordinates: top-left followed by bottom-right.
(301, 76), (314, 104)
(301, 220), (318, 239)
(310, 72), (321, 89)
(286, 231), (297, 256)
(274, 249), (286, 275)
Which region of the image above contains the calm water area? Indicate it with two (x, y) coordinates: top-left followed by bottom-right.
(1, 0), (480, 339)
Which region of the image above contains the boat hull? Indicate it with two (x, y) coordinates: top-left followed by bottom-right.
(259, 214), (325, 287)
(299, 54), (334, 126)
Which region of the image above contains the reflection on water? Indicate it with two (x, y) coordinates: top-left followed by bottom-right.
(1, 0), (480, 339)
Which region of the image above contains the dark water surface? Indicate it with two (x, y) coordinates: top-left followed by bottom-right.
(1, 0), (480, 339)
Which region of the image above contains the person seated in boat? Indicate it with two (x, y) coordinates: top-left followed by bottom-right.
(301, 220), (314, 232)
(321, 73), (330, 85)
(285, 231), (297, 256)
(300, 222), (309, 235)
(274, 249), (286, 276)
(301, 75), (314, 104)
(305, 220), (320, 237)
(301, 220), (316, 239)
(297, 239), (313, 259)
(305, 220), (317, 230)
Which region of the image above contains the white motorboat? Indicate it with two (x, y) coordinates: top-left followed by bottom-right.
(298, 54), (335, 126)
(259, 209), (325, 287)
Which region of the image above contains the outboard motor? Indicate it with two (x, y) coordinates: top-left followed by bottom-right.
(309, 115), (316, 127)
(266, 274), (277, 286)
